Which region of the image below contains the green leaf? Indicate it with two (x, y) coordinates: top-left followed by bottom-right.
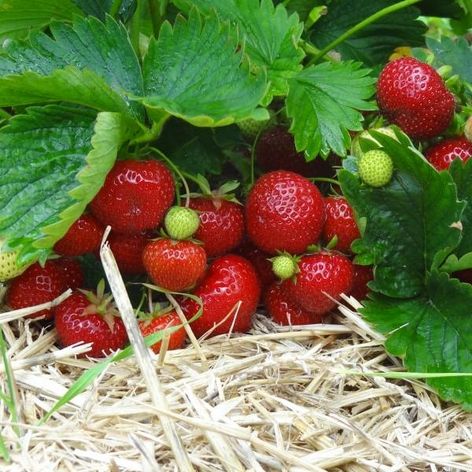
(309, 0), (426, 67)
(362, 271), (472, 410)
(0, 16), (144, 121)
(0, 0), (83, 39)
(426, 36), (472, 85)
(157, 120), (225, 176)
(286, 61), (376, 158)
(142, 10), (267, 127)
(172, 0), (304, 104)
(339, 130), (465, 298)
(73, 0), (137, 22)
(0, 105), (137, 264)
(449, 158), (472, 258)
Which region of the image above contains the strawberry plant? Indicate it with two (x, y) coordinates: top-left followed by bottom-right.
(0, 0), (471, 425)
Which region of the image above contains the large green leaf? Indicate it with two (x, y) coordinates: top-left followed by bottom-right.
(449, 158), (472, 259)
(142, 10), (267, 127)
(0, 0), (83, 39)
(0, 16), (144, 120)
(172, 0), (304, 104)
(362, 271), (472, 410)
(339, 130), (465, 298)
(286, 61), (376, 158)
(310, 0), (426, 66)
(0, 105), (137, 264)
(426, 36), (472, 85)
(73, 0), (137, 22)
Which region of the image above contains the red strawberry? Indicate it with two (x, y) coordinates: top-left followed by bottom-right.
(322, 196), (360, 254)
(236, 241), (275, 293)
(453, 269), (472, 284)
(90, 159), (175, 234)
(54, 290), (127, 357)
(246, 170), (325, 255)
(188, 197), (244, 257)
(143, 238), (207, 292)
(139, 312), (186, 354)
(286, 252), (354, 315)
(108, 231), (149, 275)
(265, 282), (322, 325)
(256, 126), (337, 177)
(350, 264), (373, 301)
(54, 214), (104, 256)
(55, 257), (84, 290)
(6, 261), (66, 319)
(377, 57), (455, 140)
(425, 136), (472, 171)
(180, 254), (260, 337)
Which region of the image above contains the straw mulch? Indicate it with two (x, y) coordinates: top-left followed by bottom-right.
(1, 262), (472, 471)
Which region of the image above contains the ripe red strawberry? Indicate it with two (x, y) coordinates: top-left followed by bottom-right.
(377, 57), (455, 140)
(256, 126), (337, 177)
(188, 197), (244, 257)
(236, 241), (275, 293)
(55, 257), (84, 290)
(180, 254), (260, 338)
(453, 269), (472, 284)
(143, 238), (207, 292)
(286, 252), (354, 315)
(425, 136), (472, 171)
(350, 264), (373, 301)
(322, 196), (360, 254)
(54, 290), (127, 357)
(90, 159), (175, 234)
(6, 261), (66, 319)
(265, 282), (323, 325)
(139, 312), (186, 353)
(246, 170), (325, 255)
(108, 231), (149, 275)
(54, 214), (104, 256)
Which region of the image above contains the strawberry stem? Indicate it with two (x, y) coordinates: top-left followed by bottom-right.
(150, 147), (191, 207)
(307, 0), (422, 65)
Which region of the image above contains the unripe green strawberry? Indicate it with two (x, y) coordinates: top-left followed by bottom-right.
(351, 127), (397, 158)
(237, 114), (272, 139)
(358, 150), (393, 187)
(465, 117), (472, 143)
(164, 206), (200, 241)
(0, 243), (27, 282)
(272, 255), (297, 280)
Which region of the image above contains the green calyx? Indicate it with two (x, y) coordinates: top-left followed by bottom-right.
(358, 149), (393, 188)
(271, 254), (298, 280)
(351, 127), (397, 158)
(164, 206), (200, 241)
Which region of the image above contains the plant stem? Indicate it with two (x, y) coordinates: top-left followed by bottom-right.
(308, 0), (421, 65)
(110, 0), (122, 18)
(150, 147), (190, 207)
(301, 40), (336, 63)
(130, 0), (144, 56)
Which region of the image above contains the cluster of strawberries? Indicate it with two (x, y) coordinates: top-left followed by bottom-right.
(3, 133), (371, 357)
(4, 56), (472, 358)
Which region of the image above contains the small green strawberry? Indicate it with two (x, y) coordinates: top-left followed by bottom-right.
(164, 206), (200, 241)
(0, 242), (27, 282)
(358, 150), (394, 188)
(351, 127), (397, 158)
(271, 254), (297, 280)
(465, 116), (472, 143)
(237, 112), (273, 139)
